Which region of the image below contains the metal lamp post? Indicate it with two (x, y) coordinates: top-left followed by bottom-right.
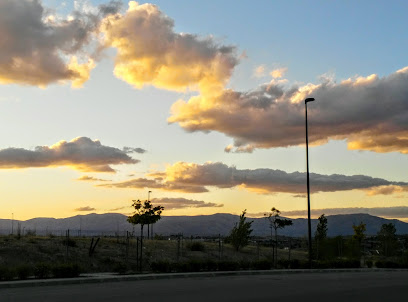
(305, 97), (315, 268)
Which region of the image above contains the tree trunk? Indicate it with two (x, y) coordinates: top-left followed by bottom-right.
(274, 227), (278, 267)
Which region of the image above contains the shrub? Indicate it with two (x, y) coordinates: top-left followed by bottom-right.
(112, 262), (128, 274)
(62, 238), (77, 247)
(252, 260), (272, 270)
(16, 264), (32, 280)
(188, 242), (205, 252)
(277, 259), (300, 269)
(0, 266), (16, 281)
(52, 263), (81, 278)
(34, 263), (51, 279)
(151, 261), (172, 273)
(218, 260), (239, 271)
(366, 260), (373, 268)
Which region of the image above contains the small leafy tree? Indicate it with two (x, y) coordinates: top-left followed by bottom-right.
(127, 199), (164, 238)
(228, 210), (253, 251)
(315, 214), (328, 260)
(127, 199), (164, 270)
(352, 222), (366, 258)
(264, 207), (292, 265)
(377, 223), (398, 257)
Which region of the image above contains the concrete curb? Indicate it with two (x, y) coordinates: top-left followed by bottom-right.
(1, 268), (407, 289)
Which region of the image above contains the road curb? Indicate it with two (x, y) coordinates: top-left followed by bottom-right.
(1, 268), (406, 289)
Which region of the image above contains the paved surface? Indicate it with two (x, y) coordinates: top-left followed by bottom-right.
(1, 270), (408, 302)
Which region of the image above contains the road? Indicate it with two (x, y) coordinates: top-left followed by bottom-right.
(2, 271), (408, 302)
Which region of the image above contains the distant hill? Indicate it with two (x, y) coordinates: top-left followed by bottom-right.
(0, 213), (407, 237)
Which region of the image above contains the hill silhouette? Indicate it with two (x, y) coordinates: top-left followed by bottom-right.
(0, 213), (407, 237)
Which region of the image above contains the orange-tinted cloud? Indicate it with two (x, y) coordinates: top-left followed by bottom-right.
(0, 137), (140, 172)
(74, 206), (96, 212)
(0, 0), (120, 87)
(101, 1), (238, 93)
(77, 176), (110, 182)
(98, 177), (208, 193)
(152, 197), (223, 210)
(169, 67), (408, 154)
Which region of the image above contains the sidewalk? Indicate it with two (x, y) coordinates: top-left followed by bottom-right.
(0, 268), (405, 289)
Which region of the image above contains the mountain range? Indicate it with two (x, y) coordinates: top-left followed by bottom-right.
(1, 213), (407, 237)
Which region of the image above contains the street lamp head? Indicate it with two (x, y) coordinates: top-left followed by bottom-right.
(305, 98), (315, 103)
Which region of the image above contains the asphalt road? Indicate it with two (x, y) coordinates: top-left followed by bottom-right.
(2, 271), (408, 302)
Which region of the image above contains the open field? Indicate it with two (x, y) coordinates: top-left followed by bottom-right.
(0, 234), (307, 278)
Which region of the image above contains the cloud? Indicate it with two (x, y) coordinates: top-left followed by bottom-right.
(98, 177), (208, 193)
(283, 206), (408, 219)
(270, 67), (287, 78)
(364, 185), (408, 196)
(100, 1), (239, 93)
(74, 206), (96, 211)
(0, 137), (139, 172)
(99, 161), (408, 195)
(77, 175), (110, 182)
(123, 147), (146, 154)
(169, 67), (408, 154)
(253, 65), (266, 78)
(151, 197), (223, 210)
(0, 0), (120, 87)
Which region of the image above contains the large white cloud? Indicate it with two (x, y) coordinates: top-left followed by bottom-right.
(100, 1), (239, 93)
(169, 67), (408, 154)
(0, 137), (141, 172)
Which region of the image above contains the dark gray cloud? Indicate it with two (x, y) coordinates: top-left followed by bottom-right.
(0, 0), (120, 87)
(170, 67), (408, 154)
(0, 137), (139, 172)
(156, 162), (408, 194)
(74, 206), (96, 212)
(99, 161), (408, 195)
(123, 147), (146, 154)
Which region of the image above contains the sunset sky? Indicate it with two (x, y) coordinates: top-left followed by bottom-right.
(1, 0), (408, 222)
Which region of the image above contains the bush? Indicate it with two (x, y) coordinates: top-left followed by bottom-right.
(16, 264), (32, 280)
(0, 266), (16, 281)
(252, 260), (272, 270)
(52, 263), (81, 278)
(112, 262), (128, 274)
(277, 259), (300, 269)
(314, 259), (360, 269)
(62, 238), (77, 247)
(151, 260), (172, 273)
(188, 242), (205, 252)
(218, 260), (239, 271)
(366, 260), (373, 268)
(34, 263), (51, 279)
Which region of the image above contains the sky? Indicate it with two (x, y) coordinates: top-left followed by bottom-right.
(1, 0), (408, 222)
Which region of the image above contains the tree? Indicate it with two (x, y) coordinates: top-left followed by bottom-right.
(352, 222), (366, 258)
(315, 214), (328, 260)
(315, 214), (328, 241)
(377, 223), (398, 257)
(228, 210), (253, 251)
(127, 199), (164, 238)
(127, 199), (164, 270)
(264, 207), (292, 265)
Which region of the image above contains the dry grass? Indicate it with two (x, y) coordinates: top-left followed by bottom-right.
(0, 235), (308, 274)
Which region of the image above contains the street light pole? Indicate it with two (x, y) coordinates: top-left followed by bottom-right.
(305, 97), (315, 269)
(148, 191), (153, 238)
